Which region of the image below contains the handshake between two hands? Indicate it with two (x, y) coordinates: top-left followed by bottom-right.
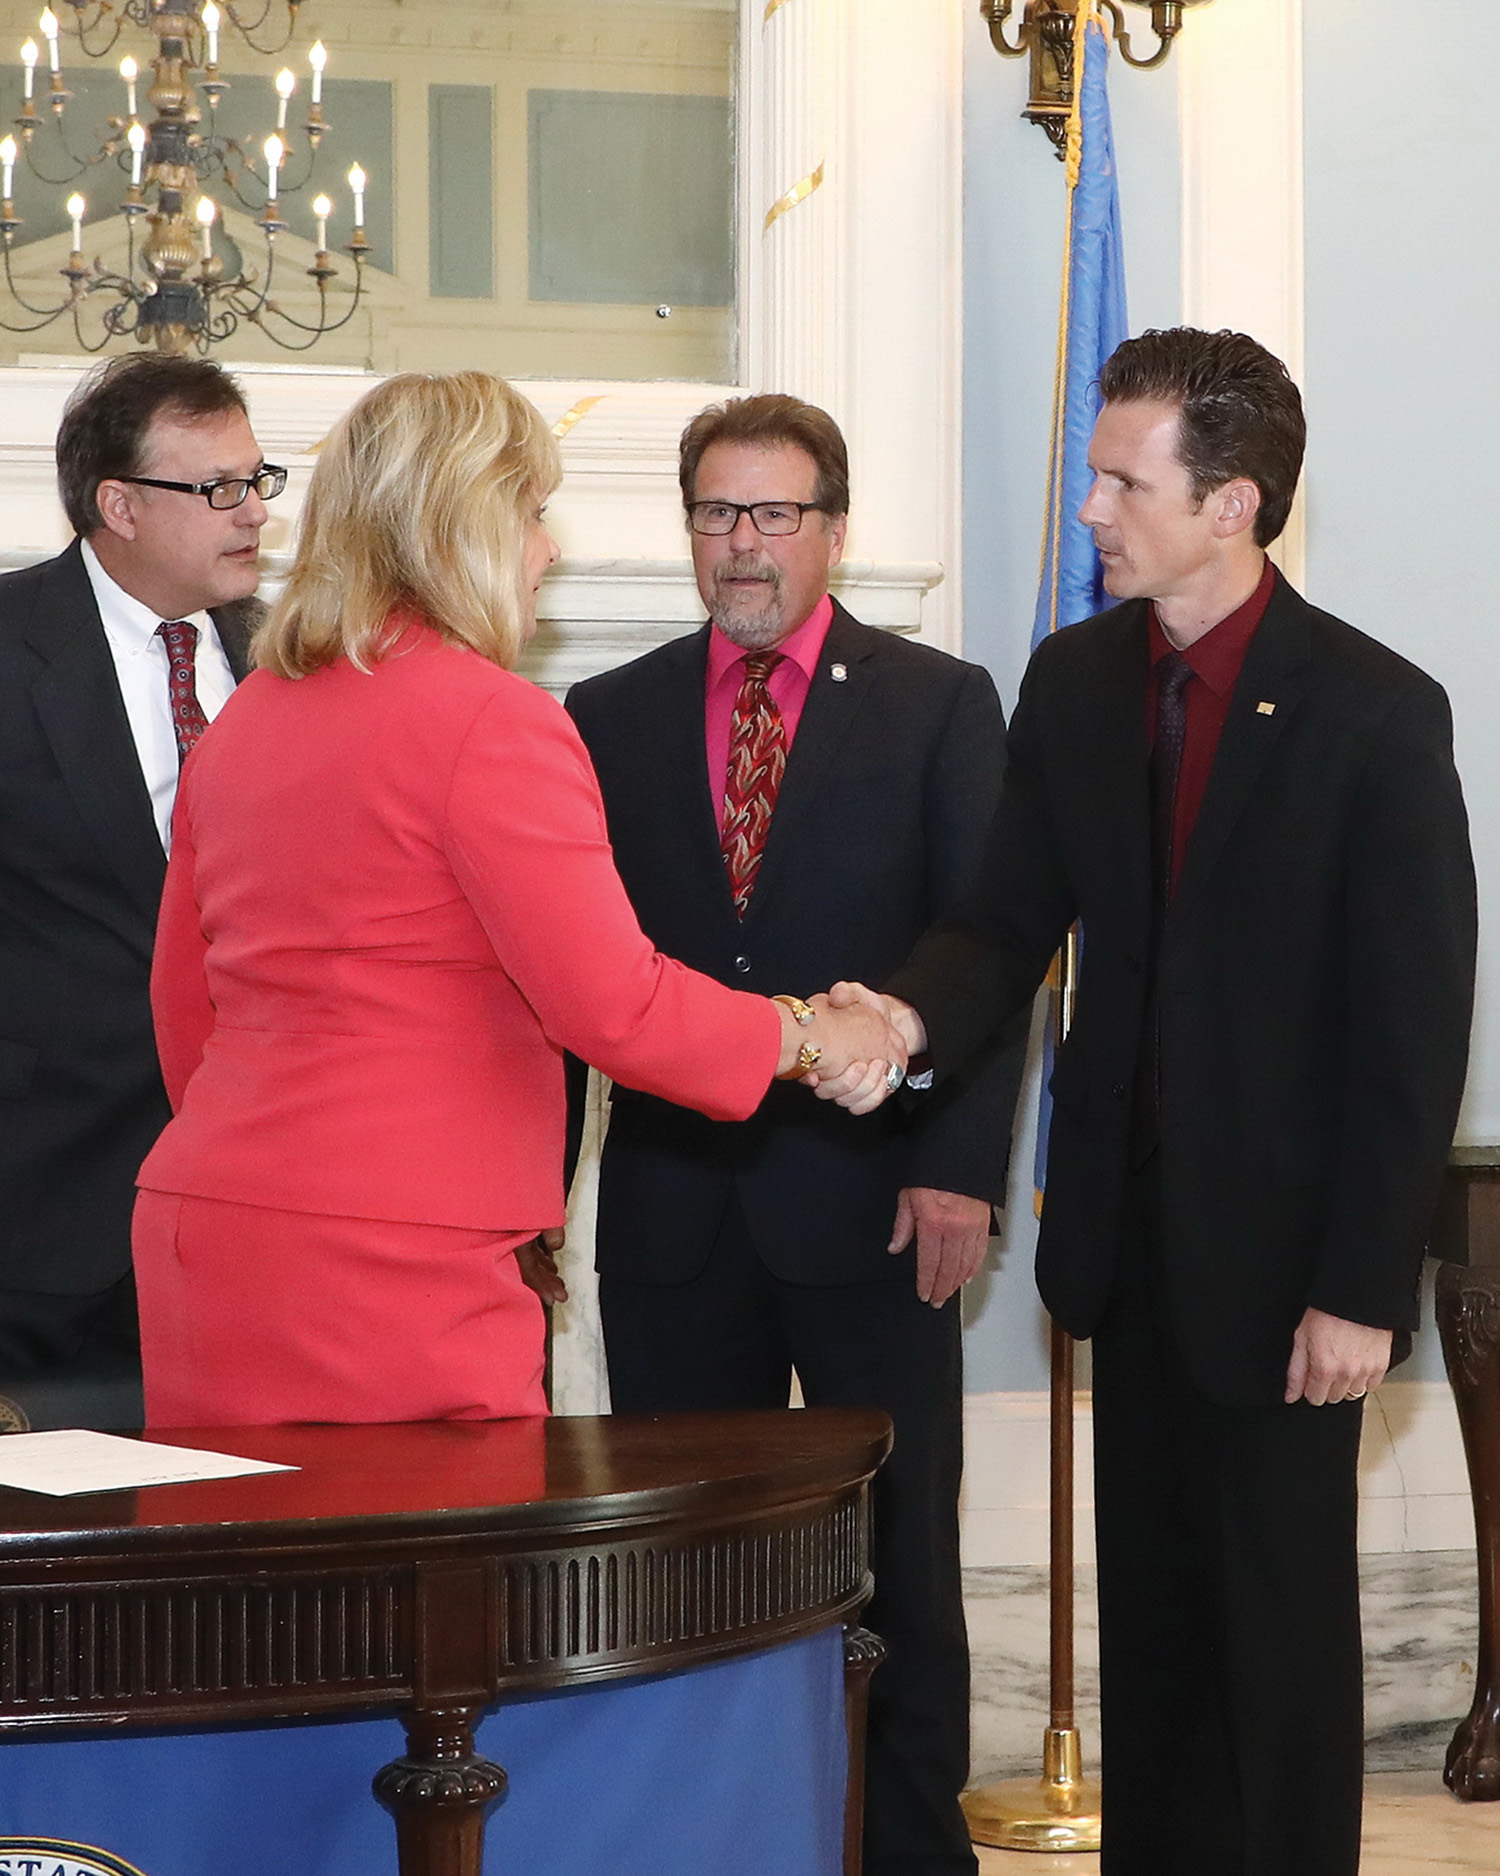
(515, 986), (957, 1314)
(794, 982), (929, 1116)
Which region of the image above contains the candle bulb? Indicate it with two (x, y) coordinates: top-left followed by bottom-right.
(347, 162), (366, 230)
(21, 38), (37, 100)
(275, 68), (294, 131)
(40, 8), (59, 74)
(264, 133), (283, 203)
(66, 190), (84, 250)
(196, 195), (215, 261)
(309, 40), (326, 106)
(201, 2), (219, 67)
(0, 134), (16, 198)
(127, 120), (145, 187)
(119, 54), (137, 120)
(312, 191), (331, 252)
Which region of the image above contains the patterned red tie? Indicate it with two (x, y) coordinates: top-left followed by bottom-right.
(721, 651), (786, 916)
(157, 620), (210, 765)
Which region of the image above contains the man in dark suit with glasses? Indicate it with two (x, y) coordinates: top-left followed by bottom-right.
(565, 393), (1026, 1876)
(0, 354), (278, 1413)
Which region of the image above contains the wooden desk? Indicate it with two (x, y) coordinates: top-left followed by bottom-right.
(0, 1409), (891, 1873)
(1430, 1149), (1500, 1799)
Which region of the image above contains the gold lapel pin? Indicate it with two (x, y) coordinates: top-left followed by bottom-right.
(1256, 701), (1276, 716)
(830, 663), (848, 682)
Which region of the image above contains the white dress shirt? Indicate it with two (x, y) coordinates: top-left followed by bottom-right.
(82, 538), (238, 852)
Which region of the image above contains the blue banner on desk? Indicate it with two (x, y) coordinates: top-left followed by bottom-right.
(0, 1630), (845, 1876)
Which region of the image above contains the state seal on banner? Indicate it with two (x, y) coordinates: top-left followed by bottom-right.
(0, 1842), (148, 1876)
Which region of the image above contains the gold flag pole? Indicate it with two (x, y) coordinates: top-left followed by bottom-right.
(962, 932), (1102, 1853)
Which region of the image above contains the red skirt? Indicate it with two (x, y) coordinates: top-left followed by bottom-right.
(133, 1190), (547, 1427)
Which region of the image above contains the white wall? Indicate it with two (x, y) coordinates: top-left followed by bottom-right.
(1303, 0), (1500, 1148)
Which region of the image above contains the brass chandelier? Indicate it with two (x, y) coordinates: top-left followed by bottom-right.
(983, 1), (1215, 153)
(0, 0), (371, 355)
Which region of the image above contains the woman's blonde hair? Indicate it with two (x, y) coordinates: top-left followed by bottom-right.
(255, 371), (560, 677)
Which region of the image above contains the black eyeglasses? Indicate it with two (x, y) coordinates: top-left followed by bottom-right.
(687, 500), (825, 538)
(115, 465), (289, 511)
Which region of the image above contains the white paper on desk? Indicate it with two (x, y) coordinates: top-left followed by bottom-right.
(0, 1429), (296, 1496)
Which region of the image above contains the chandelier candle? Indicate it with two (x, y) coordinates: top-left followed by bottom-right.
(0, 1), (374, 354)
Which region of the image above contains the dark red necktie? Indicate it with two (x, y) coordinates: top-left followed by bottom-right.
(1150, 650), (1194, 903)
(721, 651), (786, 916)
(1132, 648), (1195, 1165)
(157, 620), (210, 765)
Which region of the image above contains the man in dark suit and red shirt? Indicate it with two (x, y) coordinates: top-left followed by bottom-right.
(0, 355), (274, 1404)
(565, 393), (1027, 1876)
(833, 328), (1476, 1875)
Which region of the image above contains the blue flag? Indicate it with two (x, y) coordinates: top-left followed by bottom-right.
(1032, 2), (1129, 1202)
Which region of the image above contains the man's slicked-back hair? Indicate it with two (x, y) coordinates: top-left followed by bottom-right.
(679, 393), (850, 516)
(56, 353), (250, 539)
(1097, 327), (1306, 547)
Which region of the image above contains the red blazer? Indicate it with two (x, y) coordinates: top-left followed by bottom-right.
(139, 619), (779, 1232)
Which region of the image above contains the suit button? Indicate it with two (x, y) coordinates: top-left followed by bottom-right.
(734, 955), (751, 973)
(1111, 1082), (1127, 1100)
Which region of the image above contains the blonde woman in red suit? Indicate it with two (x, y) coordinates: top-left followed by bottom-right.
(132, 371), (901, 1428)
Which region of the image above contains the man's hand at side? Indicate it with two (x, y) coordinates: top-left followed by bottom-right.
(515, 1226), (568, 1305)
(891, 1187), (993, 1308)
(1284, 1306), (1391, 1405)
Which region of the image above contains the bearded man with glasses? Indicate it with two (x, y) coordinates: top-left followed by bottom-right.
(0, 354), (274, 1422)
(564, 393), (1027, 1876)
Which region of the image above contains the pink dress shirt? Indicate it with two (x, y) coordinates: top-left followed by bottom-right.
(704, 595), (834, 832)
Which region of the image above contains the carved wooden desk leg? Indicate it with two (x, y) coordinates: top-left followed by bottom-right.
(1435, 1263), (1500, 1800)
(374, 1704), (508, 1875)
(843, 1624), (886, 1876)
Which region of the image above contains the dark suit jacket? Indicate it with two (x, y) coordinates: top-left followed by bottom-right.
(0, 539), (255, 1295)
(566, 599), (1028, 1287)
(889, 572), (1477, 1399)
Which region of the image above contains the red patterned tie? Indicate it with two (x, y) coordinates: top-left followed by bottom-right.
(721, 651), (786, 916)
(157, 620), (210, 765)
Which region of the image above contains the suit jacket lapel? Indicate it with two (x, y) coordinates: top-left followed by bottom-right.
(1065, 603), (1154, 930)
(1173, 572), (1313, 909)
(212, 596), (261, 679)
(25, 542), (167, 922)
(646, 626), (740, 914)
(743, 602), (873, 921)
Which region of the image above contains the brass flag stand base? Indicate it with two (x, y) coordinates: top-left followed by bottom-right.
(965, 1062), (1104, 1857)
(962, 1724), (1102, 1852)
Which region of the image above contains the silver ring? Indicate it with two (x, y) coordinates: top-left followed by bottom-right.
(885, 1062), (905, 1093)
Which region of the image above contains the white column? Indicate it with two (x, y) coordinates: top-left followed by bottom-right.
(1178, 0), (1306, 583)
(740, 0), (850, 419)
(742, 0), (964, 650)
